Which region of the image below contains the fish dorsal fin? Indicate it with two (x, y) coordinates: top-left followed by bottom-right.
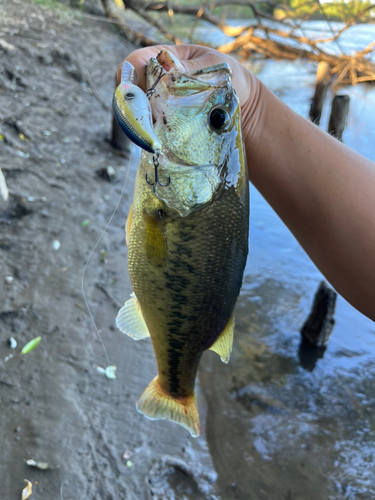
(116, 293), (150, 340)
(209, 314), (235, 363)
(125, 202), (133, 247)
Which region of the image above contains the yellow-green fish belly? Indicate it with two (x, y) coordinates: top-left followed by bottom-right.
(128, 166), (249, 398)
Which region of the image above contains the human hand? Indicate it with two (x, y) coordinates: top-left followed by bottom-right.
(117, 44), (263, 144)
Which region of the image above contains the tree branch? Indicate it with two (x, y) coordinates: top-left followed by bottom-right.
(104, 0), (375, 85)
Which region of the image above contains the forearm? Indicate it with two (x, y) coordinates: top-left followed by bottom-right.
(244, 81), (375, 321)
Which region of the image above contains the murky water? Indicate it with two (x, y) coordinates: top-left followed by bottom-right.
(200, 53), (375, 499)
(193, 20), (375, 61)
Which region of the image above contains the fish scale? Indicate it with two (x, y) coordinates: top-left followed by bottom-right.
(128, 164), (248, 405)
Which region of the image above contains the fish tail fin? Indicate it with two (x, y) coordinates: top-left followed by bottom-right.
(136, 376), (200, 437)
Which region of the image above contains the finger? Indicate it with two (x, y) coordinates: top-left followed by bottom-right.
(117, 45), (228, 90)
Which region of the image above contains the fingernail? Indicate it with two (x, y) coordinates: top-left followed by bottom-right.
(169, 53), (184, 71)
(157, 49), (185, 72)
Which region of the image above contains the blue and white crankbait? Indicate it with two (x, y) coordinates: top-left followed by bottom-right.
(113, 61), (161, 154)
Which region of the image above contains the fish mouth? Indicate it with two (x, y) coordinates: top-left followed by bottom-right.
(146, 50), (235, 168)
(147, 50), (182, 89)
(147, 51), (215, 97)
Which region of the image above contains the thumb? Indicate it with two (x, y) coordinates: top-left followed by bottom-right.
(118, 45), (225, 90)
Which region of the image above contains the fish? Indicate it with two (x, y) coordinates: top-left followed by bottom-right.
(113, 50), (249, 437)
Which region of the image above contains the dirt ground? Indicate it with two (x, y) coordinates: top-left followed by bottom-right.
(3, 2), (375, 500)
(0, 1), (218, 498)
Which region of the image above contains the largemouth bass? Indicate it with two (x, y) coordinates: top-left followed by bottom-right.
(114, 50), (249, 437)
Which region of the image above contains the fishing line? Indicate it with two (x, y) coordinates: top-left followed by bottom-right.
(60, 481), (67, 500)
(81, 146), (132, 373)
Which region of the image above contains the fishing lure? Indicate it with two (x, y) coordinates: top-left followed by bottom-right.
(113, 61), (161, 155)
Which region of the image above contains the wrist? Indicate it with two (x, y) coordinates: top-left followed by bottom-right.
(240, 74), (269, 170)
(241, 78), (299, 188)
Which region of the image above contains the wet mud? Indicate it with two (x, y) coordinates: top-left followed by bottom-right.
(1, 2), (375, 499)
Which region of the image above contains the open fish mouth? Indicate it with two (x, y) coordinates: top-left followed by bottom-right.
(146, 50), (237, 168)
(146, 53), (231, 103)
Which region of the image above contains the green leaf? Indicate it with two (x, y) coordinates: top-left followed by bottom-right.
(81, 219), (90, 227)
(21, 336), (42, 355)
(100, 249), (107, 263)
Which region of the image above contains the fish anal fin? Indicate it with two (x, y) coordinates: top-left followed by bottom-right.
(116, 293), (150, 340)
(125, 203), (133, 247)
(137, 376), (200, 437)
(209, 314), (235, 363)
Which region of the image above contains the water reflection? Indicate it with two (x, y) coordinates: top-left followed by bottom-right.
(200, 57), (375, 499)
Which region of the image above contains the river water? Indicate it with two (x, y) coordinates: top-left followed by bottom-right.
(196, 21), (375, 500)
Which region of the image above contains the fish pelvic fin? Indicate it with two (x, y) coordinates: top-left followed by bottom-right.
(209, 314), (235, 363)
(116, 293), (150, 340)
(136, 376), (200, 438)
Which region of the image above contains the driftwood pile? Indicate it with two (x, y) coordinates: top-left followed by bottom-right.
(100, 0), (375, 87)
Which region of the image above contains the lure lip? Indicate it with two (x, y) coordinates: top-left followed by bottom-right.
(121, 60), (138, 85)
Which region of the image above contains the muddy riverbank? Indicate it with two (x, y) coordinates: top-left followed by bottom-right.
(1, 1), (375, 499)
(0, 1), (216, 498)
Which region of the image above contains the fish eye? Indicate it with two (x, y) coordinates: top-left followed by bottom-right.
(209, 108), (229, 131)
(125, 92), (135, 100)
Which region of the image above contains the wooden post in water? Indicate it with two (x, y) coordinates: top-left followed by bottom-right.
(300, 281), (337, 347)
(309, 61), (331, 125)
(298, 281), (337, 371)
(328, 95), (350, 142)
(111, 76), (131, 155)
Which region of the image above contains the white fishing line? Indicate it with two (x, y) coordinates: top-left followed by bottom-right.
(81, 146), (132, 375)
(60, 481), (67, 500)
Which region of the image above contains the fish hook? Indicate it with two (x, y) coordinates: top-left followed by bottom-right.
(145, 68), (170, 192)
(145, 66), (166, 99)
(145, 151), (171, 193)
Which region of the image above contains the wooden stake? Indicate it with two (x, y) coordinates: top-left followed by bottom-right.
(300, 281), (337, 347)
(309, 61), (331, 125)
(328, 94), (350, 141)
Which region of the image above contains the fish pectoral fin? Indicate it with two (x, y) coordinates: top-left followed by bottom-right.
(125, 202), (133, 247)
(116, 293), (150, 340)
(209, 314), (235, 363)
(137, 376), (200, 438)
(144, 209), (167, 266)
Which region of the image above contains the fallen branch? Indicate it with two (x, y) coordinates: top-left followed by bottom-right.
(100, 0), (160, 46)
(128, 1), (181, 44)
(107, 0), (375, 84)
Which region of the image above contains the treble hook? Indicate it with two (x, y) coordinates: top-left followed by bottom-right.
(144, 68), (170, 192)
(146, 151), (171, 193)
(145, 66), (166, 99)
